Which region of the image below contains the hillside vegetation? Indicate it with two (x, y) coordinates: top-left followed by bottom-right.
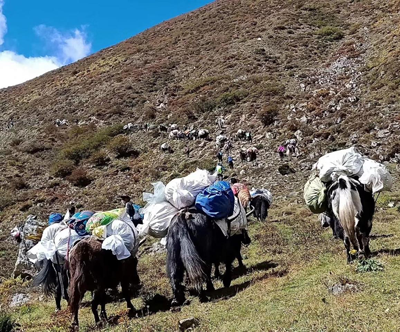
(0, 0), (400, 330)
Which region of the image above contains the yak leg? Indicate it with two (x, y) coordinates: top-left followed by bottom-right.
(170, 259), (185, 306)
(344, 236), (352, 264)
(356, 226), (365, 259)
(205, 264), (215, 292)
(121, 279), (134, 312)
(214, 262), (221, 279)
(55, 282), (62, 311)
(99, 291), (108, 321)
(91, 290), (101, 323)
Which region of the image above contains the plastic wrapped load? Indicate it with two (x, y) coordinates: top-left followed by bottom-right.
(304, 174), (327, 214)
(250, 189), (271, 222)
(27, 223), (66, 263)
(215, 198), (247, 236)
(69, 211), (95, 236)
(102, 219), (138, 260)
(250, 188), (273, 205)
(85, 209), (123, 233)
(165, 169), (217, 209)
(195, 181), (235, 219)
(138, 201), (179, 238)
(142, 181), (166, 205)
(54, 228), (83, 258)
(358, 158), (393, 194)
(315, 147), (364, 183)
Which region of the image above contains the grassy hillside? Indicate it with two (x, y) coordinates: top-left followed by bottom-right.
(0, 0), (399, 330)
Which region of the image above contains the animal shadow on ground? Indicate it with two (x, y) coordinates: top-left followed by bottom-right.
(230, 260), (279, 280)
(369, 234), (394, 240)
(208, 260), (285, 302)
(372, 248), (400, 257)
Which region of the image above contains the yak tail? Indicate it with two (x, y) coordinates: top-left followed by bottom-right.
(177, 214), (206, 292)
(68, 241), (90, 315)
(32, 259), (57, 296)
(335, 176), (362, 248)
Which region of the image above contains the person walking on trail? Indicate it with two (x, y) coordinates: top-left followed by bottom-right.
(120, 195), (142, 227)
(286, 138), (299, 158)
(216, 162), (225, 181)
(277, 145), (286, 160)
(228, 156), (234, 169)
(185, 146), (191, 158)
(217, 151), (223, 162)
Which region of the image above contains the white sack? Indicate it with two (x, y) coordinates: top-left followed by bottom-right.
(106, 219), (138, 255)
(358, 158), (393, 194)
(250, 188), (273, 205)
(54, 228), (82, 258)
(315, 147), (364, 182)
(140, 201), (178, 238)
(142, 182), (166, 205)
(102, 235), (131, 260)
(27, 223), (66, 264)
(165, 169), (216, 209)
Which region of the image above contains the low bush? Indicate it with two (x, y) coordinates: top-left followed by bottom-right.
(11, 178), (29, 190)
(0, 189), (14, 211)
(192, 98), (216, 114)
(316, 26), (344, 41)
(107, 136), (132, 158)
(0, 313), (15, 332)
(67, 168), (92, 187)
(51, 159), (75, 178)
(217, 89), (249, 107)
(89, 150), (110, 166)
(258, 106), (279, 126)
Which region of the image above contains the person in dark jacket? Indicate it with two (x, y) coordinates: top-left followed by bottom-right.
(120, 195), (142, 227)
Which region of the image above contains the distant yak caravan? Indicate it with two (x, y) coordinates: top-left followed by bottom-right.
(22, 145), (390, 328)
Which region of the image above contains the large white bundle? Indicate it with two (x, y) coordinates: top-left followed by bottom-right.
(139, 201), (179, 238)
(142, 181), (166, 205)
(250, 188), (273, 205)
(27, 223), (66, 264)
(54, 228), (82, 258)
(315, 147), (364, 182)
(102, 235), (131, 260)
(165, 169), (216, 209)
(358, 158), (393, 194)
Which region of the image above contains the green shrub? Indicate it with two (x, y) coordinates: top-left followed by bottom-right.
(258, 106), (279, 126)
(217, 89), (249, 107)
(67, 168), (92, 187)
(51, 159), (75, 178)
(192, 98), (216, 114)
(0, 313), (15, 332)
(89, 150), (110, 166)
(107, 136), (132, 158)
(0, 189), (14, 211)
(60, 124), (124, 163)
(356, 259), (384, 273)
(316, 26), (344, 41)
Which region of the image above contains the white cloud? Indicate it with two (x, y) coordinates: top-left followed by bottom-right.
(0, 1), (92, 89)
(0, 51), (59, 88)
(35, 25), (92, 64)
(0, 0), (7, 45)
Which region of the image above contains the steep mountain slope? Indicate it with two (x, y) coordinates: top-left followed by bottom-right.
(0, 0), (399, 279)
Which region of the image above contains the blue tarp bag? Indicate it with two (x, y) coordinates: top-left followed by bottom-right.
(71, 211), (95, 236)
(48, 213), (64, 225)
(195, 181), (235, 219)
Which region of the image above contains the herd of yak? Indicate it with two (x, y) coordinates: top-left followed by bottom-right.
(30, 167), (378, 329)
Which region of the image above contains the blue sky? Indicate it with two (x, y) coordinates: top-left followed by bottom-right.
(0, 0), (214, 88)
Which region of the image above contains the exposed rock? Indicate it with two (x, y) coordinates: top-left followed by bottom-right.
(179, 317), (199, 331)
(376, 129), (390, 138)
(329, 282), (359, 296)
(10, 293), (31, 307)
(13, 215), (46, 279)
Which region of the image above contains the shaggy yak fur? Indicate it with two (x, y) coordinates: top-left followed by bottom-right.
(327, 176), (375, 263)
(68, 237), (140, 327)
(166, 211), (245, 305)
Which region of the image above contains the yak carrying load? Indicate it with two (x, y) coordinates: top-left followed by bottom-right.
(138, 169), (271, 239)
(304, 147), (393, 214)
